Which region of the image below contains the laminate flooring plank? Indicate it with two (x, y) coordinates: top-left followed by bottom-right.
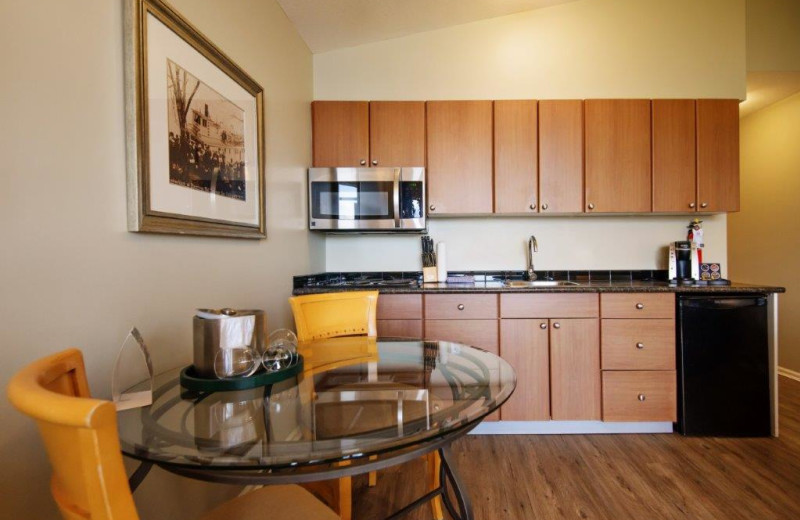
(352, 377), (800, 520)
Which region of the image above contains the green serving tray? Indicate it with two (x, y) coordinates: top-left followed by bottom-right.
(179, 355), (304, 392)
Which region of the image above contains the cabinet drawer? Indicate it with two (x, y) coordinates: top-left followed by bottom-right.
(424, 319), (498, 353)
(377, 320), (423, 338)
(601, 293), (674, 319)
(500, 293), (599, 318)
(425, 294), (498, 320)
(377, 294), (423, 320)
(602, 371), (677, 422)
(601, 319), (675, 370)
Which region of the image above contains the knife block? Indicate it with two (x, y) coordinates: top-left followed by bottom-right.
(422, 266), (438, 283)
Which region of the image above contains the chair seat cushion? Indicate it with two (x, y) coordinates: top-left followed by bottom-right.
(200, 484), (339, 520)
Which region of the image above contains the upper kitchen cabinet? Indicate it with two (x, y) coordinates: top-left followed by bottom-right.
(427, 101), (494, 215)
(494, 100), (538, 214)
(539, 100), (584, 213)
(585, 100), (652, 213)
(312, 101), (425, 167)
(369, 101), (426, 166)
(697, 99), (740, 212)
(652, 100), (697, 212)
(312, 101), (369, 167)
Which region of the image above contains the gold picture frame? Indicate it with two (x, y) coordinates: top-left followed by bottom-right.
(124, 0), (266, 238)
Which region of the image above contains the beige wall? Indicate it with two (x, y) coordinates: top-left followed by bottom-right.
(746, 0), (800, 71)
(315, 0), (744, 273)
(314, 0), (746, 100)
(0, 1), (319, 519)
(326, 215), (729, 273)
(729, 92), (800, 372)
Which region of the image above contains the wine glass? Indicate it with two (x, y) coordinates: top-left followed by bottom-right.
(213, 347), (259, 379)
(262, 329), (298, 372)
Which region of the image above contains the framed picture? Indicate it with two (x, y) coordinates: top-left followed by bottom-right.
(124, 0), (265, 238)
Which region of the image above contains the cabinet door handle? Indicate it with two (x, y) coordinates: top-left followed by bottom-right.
(636, 303), (644, 310)
(530, 203), (537, 210)
(457, 304), (465, 311)
(360, 159), (367, 166)
(552, 322), (561, 329)
(429, 204), (436, 212)
(689, 202), (696, 209)
(541, 203), (549, 211)
(638, 394), (646, 402)
(539, 322), (547, 329)
(701, 202), (708, 208)
(636, 342), (645, 349)
(371, 160), (378, 166)
(587, 203), (595, 210)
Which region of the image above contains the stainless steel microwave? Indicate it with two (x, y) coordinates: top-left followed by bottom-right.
(308, 167), (426, 231)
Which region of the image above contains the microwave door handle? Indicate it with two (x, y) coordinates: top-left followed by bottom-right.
(393, 169), (401, 229)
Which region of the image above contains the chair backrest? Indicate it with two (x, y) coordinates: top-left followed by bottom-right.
(7, 349), (139, 520)
(289, 291), (379, 342)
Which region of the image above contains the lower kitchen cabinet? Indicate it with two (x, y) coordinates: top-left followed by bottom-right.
(602, 371), (677, 422)
(424, 319), (499, 353)
(376, 319), (423, 338)
(550, 319), (601, 420)
(377, 294), (423, 338)
(499, 319), (550, 420)
(425, 318), (499, 420)
(601, 319), (676, 370)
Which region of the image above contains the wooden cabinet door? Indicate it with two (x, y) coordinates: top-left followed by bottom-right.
(423, 319), (498, 352)
(369, 101), (425, 167)
(499, 319), (550, 420)
(377, 294), (423, 320)
(425, 318), (499, 421)
(697, 99), (740, 212)
(494, 100), (538, 214)
(425, 294), (498, 320)
(585, 100), (652, 213)
(426, 101), (493, 215)
(539, 100), (584, 213)
(550, 319), (601, 420)
(377, 320), (423, 338)
(602, 371), (677, 422)
(312, 101), (369, 167)
(652, 99), (697, 212)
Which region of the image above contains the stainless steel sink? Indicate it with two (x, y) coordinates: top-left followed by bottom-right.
(503, 280), (580, 287)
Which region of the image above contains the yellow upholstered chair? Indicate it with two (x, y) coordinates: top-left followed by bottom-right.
(6, 348), (338, 520)
(290, 291), (379, 342)
(289, 291), (443, 520)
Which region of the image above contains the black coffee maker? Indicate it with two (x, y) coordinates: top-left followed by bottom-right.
(669, 241), (700, 283)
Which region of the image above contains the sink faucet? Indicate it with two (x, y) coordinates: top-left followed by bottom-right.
(527, 235), (538, 281)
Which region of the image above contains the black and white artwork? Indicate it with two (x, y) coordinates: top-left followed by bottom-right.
(167, 60), (246, 201)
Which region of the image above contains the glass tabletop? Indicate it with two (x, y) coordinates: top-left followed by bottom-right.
(117, 337), (516, 470)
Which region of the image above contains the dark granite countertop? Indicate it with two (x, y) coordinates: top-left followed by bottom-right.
(293, 281), (784, 295)
(292, 270), (785, 295)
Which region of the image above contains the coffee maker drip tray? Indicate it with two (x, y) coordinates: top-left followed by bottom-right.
(669, 278), (732, 287)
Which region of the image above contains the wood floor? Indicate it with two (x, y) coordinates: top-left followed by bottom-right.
(352, 376), (800, 519)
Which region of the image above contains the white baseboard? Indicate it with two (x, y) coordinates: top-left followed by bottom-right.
(778, 366), (800, 382)
(469, 421), (674, 435)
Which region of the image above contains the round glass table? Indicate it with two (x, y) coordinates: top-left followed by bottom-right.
(118, 337), (516, 520)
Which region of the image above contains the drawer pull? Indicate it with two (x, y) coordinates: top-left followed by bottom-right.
(636, 342), (645, 349)
(457, 304), (465, 311)
(635, 303), (644, 310)
(638, 394), (646, 402)
(553, 322), (561, 329)
(539, 323), (547, 329)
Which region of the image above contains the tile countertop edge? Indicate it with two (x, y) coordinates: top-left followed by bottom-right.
(292, 283), (786, 295)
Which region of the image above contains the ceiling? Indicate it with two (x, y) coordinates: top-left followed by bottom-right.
(741, 71), (800, 118)
(276, 0), (579, 53)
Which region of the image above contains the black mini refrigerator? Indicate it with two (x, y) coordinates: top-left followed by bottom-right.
(676, 294), (771, 436)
